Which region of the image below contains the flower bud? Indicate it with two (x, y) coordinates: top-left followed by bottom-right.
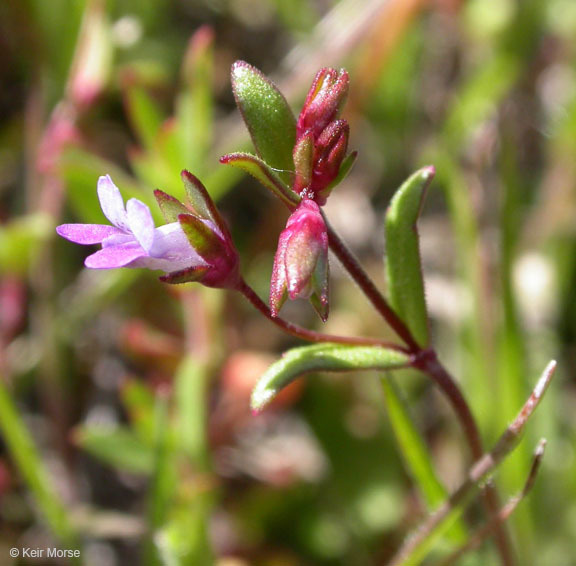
(270, 199), (329, 321)
(297, 68), (349, 140)
(310, 120), (349, 205)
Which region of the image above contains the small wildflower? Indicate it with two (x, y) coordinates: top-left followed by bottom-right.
(56, 173), (240, 289)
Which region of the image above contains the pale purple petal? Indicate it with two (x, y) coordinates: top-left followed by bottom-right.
(150, 223), (205, 265)
(102, 233), (137, 248)
(97, 175), (129, 230)
(126, 198), (155, 252)
(56, 224), (122, 244)
(85, 245), (146, 269)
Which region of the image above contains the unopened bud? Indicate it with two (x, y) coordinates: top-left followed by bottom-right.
(310, 120), (349, 205)
(297, 68), (349, 140)
(270, 199), (329, 321)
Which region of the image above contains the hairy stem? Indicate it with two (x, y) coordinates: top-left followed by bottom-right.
(236, 279), (408, 351)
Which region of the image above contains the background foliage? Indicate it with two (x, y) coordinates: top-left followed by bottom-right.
(0, 0), (575, 564)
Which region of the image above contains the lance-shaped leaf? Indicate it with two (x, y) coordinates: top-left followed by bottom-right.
(251, 344), (410, 412)
(220, 152), (299, 208)
(231, 61), (296, 186)
(385, 167), (435, 347)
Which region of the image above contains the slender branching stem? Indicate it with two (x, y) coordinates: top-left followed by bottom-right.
(413, 350), (516, 566)
(320, 216), (516, 564)
(388, 363), (555, 566)
(438, 439), (547, 566)
(323, 217), (420, 352)
(236, 278), (409, 351)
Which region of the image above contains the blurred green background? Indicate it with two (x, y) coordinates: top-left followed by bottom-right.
(0, 0), (575, 564)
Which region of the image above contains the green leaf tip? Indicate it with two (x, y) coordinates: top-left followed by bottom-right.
(251, 343), (410, 412)
(385, 167), (435, 347)
(231, 61), (296, 186)
(219, 152), (299, 208)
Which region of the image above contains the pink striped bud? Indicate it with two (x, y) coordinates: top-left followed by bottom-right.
(270, 199), (329, 321)
(297, 68), (349, 140)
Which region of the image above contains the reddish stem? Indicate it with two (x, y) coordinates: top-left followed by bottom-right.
(413, 349), (516, 566)
(236, 279), (408, 351)
(324, 218), (420, 352)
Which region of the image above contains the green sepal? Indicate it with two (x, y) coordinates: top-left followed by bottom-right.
(292, 132), (314, 191)
(177, 213), (219, 259)
(231, 61), (296, 186)
(220, 152), (299, 208)
(309, 291), (329, 323)
(159, 265), (211, 285)
(310, 247), (329, 322)
(385, 167), (434, 347)
(181, 170), (219, 223)
(325, 150), (357, 192)
(251, 344), (410, 412)
(154, 189), (190, 223)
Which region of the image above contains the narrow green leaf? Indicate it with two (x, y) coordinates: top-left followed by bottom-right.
(381, 375), (467, 543)
(0, 378), (76, 544)
(385, 167), (434, 347)
(220, 152), (299, 208)
(75, 426), (154, 475)
(251, 344), (410, 412)
(231, 61), (296, 186)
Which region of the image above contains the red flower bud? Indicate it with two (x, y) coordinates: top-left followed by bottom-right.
(297, 68), (349, 140)
(310, 120), (349, 205)
(270, 199), (329, 321)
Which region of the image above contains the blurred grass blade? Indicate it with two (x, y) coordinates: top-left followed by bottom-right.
(0, 214), (52, 275)
(384, 167), (434, 347)
(75, 426), (155, 474)
(0, 378), (76, 544)
(123, 82), (166, 151)
(174, 356), (210, 468)
(252, 344), (410, 412)
(231, 60), (296, 186)
(176, 26), (214, 174)
(145, 393), (176, 566)
(381, 374), (467, 543)
(389, 361), (556, 566)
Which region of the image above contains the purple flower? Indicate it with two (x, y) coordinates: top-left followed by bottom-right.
(270, 199), (329, 321)
(57, 175), (207, 274)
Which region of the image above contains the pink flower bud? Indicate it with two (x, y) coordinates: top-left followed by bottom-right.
(297, 68), (349, 140)
(270, 199), (329, 321)
(310, 120), (349, 205)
